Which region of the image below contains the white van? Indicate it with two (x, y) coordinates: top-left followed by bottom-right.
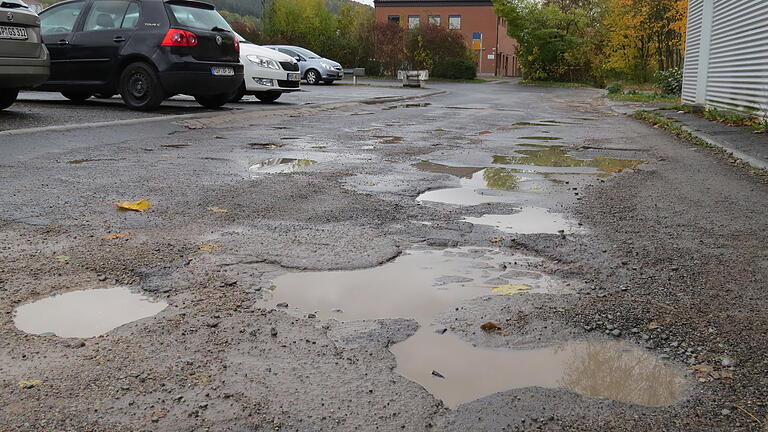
(231, 34), (301, 103)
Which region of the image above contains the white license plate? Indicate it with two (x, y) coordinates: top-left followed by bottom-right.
(0, 26), (28, 40)
(211, 66), (234, 76)
(287, 72), (301, 81)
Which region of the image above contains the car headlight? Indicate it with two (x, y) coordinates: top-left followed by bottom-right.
(247, 55), (280, 70)
(320, 62), (333, 70)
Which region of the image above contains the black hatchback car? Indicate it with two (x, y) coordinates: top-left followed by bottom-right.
(36, 0), (242, 110)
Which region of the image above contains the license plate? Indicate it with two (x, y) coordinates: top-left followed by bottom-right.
(287, 72), (300, 81)
(0, 26), (28, 40)
(211, 66), (234, 76)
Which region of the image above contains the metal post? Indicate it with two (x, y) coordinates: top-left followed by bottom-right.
(696, 0), (713, 105)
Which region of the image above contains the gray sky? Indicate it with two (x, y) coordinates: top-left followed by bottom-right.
(351, 0), (374, 5)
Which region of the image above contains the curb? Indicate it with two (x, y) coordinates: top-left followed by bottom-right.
(675, 123), (768, 171)
(0, 90), (447, 137)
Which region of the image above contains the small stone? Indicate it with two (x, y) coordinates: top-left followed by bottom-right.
(431, 370), (445, 379)
(307, 313), (316, 319)
(39, 332), (56, 337)
(120, 385), (130, 390)
(248, 329), (258, 337)
(270, 327), (278, 337)
(606, 324), (615, 330)
(66, 340), (86, 349)
(611, 329), (622, 337)
(659, 354), (671, 359)
(276, 302), (288, 308)
(205, 321), (220, 328)
(174, 395), (184, 402)
(98, 275), (107, 281)
(721, 357), (734, 367)
(630, 328), (640, 333)
(224, 279), (238, 286)
(199, 402), (209, 409)
(721, 409), (731, 415)
(331, 308), (343, 313)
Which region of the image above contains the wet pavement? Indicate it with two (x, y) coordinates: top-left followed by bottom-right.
(1, 79), (766, 431)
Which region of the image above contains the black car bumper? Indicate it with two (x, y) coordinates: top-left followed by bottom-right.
(159, 61), (243, 96)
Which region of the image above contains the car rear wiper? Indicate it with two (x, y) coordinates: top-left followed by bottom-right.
(210, 26), (229, 32)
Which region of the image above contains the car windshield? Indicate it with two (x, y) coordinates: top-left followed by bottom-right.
(167, 3), (232, 31)
(290, 46), (321, 60)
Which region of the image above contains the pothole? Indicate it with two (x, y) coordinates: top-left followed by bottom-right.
(248, 157), (317, 174)
(463, 207), (586, 234)
(258, 248), (686, 408)
(415, 165), (546, 206)
(13, 287), (168, 338)
(493, 146), (643, 173)
(392, 329), (686, 408)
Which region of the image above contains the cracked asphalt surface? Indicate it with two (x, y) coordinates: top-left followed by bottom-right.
(1, 81), (766, 431)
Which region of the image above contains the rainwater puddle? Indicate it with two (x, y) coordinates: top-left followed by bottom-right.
(392, 328), (687, 408)
(249, 157), (317, 174)
(416, 167), (546, 206)
(261, 248), (686, 408)
(463, 207), (586, 234)
(494, 147), (643, 174)
(13, 287), (168, 338)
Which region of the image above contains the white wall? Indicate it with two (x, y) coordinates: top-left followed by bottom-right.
(683, 0), (768, 117)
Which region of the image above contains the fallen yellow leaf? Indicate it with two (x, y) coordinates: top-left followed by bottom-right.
(198, 244), (221, 252)
(102, 232), (133, 240)
(116, 200), (152, 212)
(55, 255), (70, 262)
(18, 380), (43, 389)
(207, 206), (229, 213)
(647, 322), (661, 330)
(491, 284), (532, 295)
(480, 322), (501, 332)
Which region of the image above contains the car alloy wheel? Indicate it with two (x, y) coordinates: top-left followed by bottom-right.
(305, 69), (320, 85)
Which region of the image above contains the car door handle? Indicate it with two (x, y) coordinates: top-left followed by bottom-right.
(57, 39), (69, 46)
(113, 36), (125, 43)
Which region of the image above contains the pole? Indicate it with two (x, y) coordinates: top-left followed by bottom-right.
(479, 35), (483, 74)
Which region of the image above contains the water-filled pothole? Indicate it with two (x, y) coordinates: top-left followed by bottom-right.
(13, 287), (168, 338)
(463, 207), (586, 234)
(249, 157), (317, 174)
(260, 248), (686, 408)
(416, 166), (546, 206)
(494, 147), (643, 173)
(392, 328), (686, 408)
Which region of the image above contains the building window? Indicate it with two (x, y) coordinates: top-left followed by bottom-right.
(448, 15), (461, 29)
(388, 15), (400, 24)
(408, 15), (419, 29)
(428, 15), (440, 26)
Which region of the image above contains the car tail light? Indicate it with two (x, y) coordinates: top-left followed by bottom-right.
(234, 37), (239, 52)
(161, 29), (198, 47)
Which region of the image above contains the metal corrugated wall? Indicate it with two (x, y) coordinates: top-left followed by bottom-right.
(682, 0), (703, 104)
(683, 0), (768, 117)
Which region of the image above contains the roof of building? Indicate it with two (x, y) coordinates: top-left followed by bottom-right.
(374, 0), (493, 6)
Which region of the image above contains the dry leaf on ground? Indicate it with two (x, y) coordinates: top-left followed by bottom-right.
(116, 200), (152, 212)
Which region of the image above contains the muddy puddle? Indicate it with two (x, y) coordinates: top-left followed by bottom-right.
(494, 146), (643, 174)
(13, 287), (168, 338)
(260, 248), (687, 408)
(463, 207), (585, 234)
(249, 157), (317, 174)
(393, 328), (686, 408)
(415, 164), (547, 206)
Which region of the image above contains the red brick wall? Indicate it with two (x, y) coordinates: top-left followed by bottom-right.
(375, 4), (519, 76)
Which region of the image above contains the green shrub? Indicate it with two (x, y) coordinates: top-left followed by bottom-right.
(655, 68), (683, 95)
(606, 82), (623, 94)
(432, 58), (477, 80)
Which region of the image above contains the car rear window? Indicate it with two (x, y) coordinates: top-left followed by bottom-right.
(166, 3), (230, 31)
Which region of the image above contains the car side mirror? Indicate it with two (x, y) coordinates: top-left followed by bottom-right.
(295, 56), (304, 62)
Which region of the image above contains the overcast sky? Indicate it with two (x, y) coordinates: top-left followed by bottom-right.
(351, 0), (374, 5)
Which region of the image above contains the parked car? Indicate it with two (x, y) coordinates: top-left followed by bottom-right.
(263, 45), (342, 85)
(0, 0), (50, 111)
(230, 35), (300, 103)
(35, 0), (243, 110)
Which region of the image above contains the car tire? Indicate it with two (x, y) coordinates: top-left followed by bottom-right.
(229, 81), (246, 103)
(119, 62), (165, 111)
(194, 93), (231, 109)
(61, 91), (92, 102)
(254, 92), (281, 103)
(305, 69), (320, 85)
(0, 88), (19, 110)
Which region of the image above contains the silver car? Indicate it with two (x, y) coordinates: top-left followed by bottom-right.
(264, 45), (342, 85)
(0, 0), (49, 110)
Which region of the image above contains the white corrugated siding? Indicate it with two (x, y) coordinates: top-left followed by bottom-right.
(683, 0), (768, 117)
(682, 0), (703, 105)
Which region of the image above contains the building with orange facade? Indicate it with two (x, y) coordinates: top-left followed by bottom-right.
(373, 0), (520, 76)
